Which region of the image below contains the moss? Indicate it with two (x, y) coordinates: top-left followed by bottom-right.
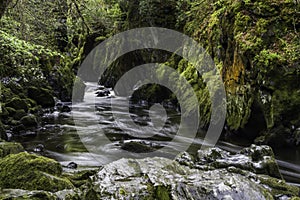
(63, 169), (97, 188)
(27, 87), (55, 108)
(0, 152), (74, 192)
(13, 109), (27, 120)
(258, 175), (300, 197)
(0, 190), (57, 200)
(20, 115), (38, 127)
(155, 186), (170, 200)
(5, 107), (16, 116)
(0, 141), (24, 158)
(178, 0), (300, 136)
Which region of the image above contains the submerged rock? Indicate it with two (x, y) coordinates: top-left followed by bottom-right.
(120, 141), (156, 153)
(0, 152), (74, 192)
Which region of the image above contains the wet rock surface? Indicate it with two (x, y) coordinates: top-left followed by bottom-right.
(86, 145), (299, 199)
(0, 145), (299, 199)
(89, 157), (271, 199)
(194, 144), (282, 179)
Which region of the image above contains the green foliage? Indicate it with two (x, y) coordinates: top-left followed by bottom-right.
(1, 0), (68, 51)
(0, 30), (62, 82)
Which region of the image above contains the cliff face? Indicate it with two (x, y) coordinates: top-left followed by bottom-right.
(180, 0), (299, 145)
(97, 0), (300, 147)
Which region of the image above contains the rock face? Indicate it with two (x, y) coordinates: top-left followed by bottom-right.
(89, 157), (271, 199)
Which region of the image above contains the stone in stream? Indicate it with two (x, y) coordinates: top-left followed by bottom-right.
(196, 144), (282, 179)
(33, 144), (45, 152)
(120, 141), (156, 153)
(95, 89), (110, 97)
(67, 162), (78, 169)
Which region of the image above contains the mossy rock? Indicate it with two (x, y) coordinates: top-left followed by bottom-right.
(27, 87), (55, 108)
(5, 107), (16, 117)
(0, 107), (9, 118)
(258, 175), (300, 197)
(13, 109), (27, 120)
(6, 98), (29, 112)
(20, 115), (38, 127)
(0, 189), (57, 200)
(0, 141), (24, 158)
(0, 152), (74, 192)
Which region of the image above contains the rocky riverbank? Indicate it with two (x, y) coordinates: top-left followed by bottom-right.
(0, 141), (299, 199)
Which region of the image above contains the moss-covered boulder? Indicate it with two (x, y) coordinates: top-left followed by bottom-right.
(27, 87), (55, 108)
(13, 109), (27, 120)
(5, 107), (16, 117)
(20, 114), (38, 127)
(0, 152), (74, 192)
(0, 141), (24, 158)
(6, 97), (29, 112)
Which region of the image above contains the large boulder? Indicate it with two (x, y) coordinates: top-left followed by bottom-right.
(6, 97), (29, 112)
(196, 144), (282, 179)
(20, 114), (38, 127)
(0, 152), (74, 192)
(87, 157), (273, 199)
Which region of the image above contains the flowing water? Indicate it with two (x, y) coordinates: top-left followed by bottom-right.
(14, 82), (300, 186)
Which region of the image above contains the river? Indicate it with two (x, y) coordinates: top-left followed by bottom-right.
(13, 82), (300, 187)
